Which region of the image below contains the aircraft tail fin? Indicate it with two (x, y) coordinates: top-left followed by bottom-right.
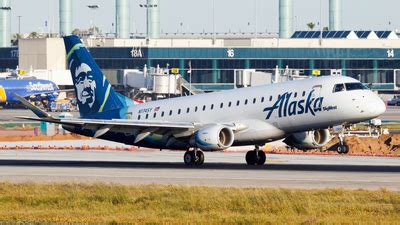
(63, 35), (134, 119)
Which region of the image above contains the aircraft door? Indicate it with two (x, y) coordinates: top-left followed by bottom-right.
(312, 85), (322, 99)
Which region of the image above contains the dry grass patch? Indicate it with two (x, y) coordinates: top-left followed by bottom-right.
(0, 183), (398, 224)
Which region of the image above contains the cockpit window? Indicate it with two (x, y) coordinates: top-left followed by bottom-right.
(333, 83), (345, 93)
(345, 82), (368, 91)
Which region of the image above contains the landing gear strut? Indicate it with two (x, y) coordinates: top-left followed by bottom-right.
(245, 145), (266, 165)
(183, 148), (205, 166)
(337, 130), (349, 154)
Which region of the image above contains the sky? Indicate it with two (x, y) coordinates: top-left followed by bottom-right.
(8, 0), (400, 35)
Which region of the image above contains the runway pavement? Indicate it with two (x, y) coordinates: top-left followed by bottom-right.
(0, 150), (398, 190)
(380, 106), (400, 121)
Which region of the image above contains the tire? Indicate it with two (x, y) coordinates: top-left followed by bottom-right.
(257, 151), (266, 165)
(245, 151), (257, 165)
(337, 144), (349, 154)
(184, 151), (196, 165)
(195, 151), (205, 165)
(342, 144), (349, 154)
(337, 145), (343, 154)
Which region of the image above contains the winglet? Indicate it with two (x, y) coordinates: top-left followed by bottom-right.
(13, 93), (52, 118)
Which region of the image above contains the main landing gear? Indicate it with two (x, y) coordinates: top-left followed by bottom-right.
(245, 145), (266, 165)
(184, 148), (205, 166)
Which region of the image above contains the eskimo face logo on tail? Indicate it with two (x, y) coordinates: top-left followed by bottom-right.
(263, 90), (325, 120)
(74, 63), (96, 108)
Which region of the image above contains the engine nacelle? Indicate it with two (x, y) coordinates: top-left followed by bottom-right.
(192, 125), (234, 151)
(283, 129), (331, 150)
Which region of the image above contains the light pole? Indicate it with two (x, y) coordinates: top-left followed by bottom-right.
(254, 0), (258, 38)
(0, 6), (12, 47)
(18, 16), (22, 36)
(319, 0), (323, 44)
(87, 5), (100, 35)
(139, 3), (159, 40)
(212, 0), (215, 43)
(139, 4), (148, 40)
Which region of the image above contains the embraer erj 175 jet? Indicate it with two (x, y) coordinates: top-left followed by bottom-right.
(16, 35), (386, 166)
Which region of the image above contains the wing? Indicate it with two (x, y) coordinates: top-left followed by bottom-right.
(14, 93), (246, 145)
(14, 93), (198, 143)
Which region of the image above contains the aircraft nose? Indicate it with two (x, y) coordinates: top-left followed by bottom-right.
(369, 95), (386, 117)
(376, 97), (386, 115)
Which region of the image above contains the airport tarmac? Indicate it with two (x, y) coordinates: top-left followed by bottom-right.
(380, 106), (400, 121)
(0, 150), (398, 190)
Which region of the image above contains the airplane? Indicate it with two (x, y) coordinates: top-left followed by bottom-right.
(0, 78), (60, 108)
(15, 35), (387, 166)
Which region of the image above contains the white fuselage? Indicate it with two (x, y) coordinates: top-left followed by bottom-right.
(128, 76), (385, 146)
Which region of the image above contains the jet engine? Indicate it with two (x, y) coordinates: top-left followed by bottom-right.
(192, 125), (234, 151)
(283, 129), (331, 150)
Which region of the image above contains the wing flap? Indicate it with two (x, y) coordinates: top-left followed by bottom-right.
(16, 116), (195, 129)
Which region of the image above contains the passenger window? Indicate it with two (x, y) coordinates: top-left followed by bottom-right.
(211, 104), (214, 110)
(186, 108), (190, 113)
(195, 106), (198, 112)
(294, 92), (297, 98)
(145, 114), (149, 119)
(153, 113), (156, 118)
(169, 110), (173, 116)
(261, 97), (265, 103)
(203, 105), (206, 111)
(228, 101), (232, 107)
(333, 84), (345, 93)
(302, 91), (306, 96)
(220, 103), (223, 108)
(269, 96), (273, 101)
(236, 100), (240, 106)
(138, 115), (141, 120)
(253, 98), (256, 104)
(178, 109), (181, 114)
(161, 111), (165, 117)
(245, 99), (248, 105)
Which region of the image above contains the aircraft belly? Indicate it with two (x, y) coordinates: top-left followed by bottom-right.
(63, 125), (189, 150)
(233, 119), (285, 143)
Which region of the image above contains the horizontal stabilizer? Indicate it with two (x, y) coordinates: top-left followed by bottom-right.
(13, 93), (52, 118)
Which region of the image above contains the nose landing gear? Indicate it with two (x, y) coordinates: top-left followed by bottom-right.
(337, 130), (349, 154)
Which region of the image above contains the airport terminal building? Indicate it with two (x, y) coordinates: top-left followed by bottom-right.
(2, 32), (400, 92)
(87, 33), (400, 92)
(0, 0), (400, 92)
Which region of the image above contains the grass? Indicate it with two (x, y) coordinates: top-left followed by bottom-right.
(0, 183), (398, 224)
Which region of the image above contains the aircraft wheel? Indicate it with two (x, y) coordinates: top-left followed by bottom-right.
(245, 151), (256, 165)
(337, 144), (349, 154)
(184, 151), (196, 165)
(246, 146), (266, 165)
(195, 150), (205, 165)
(256, 150), (266, 165)
(246, 151), (258, 166)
